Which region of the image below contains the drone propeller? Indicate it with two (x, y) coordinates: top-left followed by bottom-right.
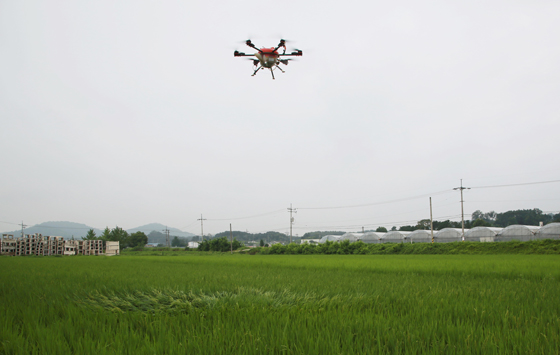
(244, 39), (262, 53)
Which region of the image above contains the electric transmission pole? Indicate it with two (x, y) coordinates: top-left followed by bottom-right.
(20, 221), (27, 238)
(430, 197), (434, 243)
(162, 226), (170, 248)
(198, 214), (206, 242)
(453, 179), (470, 241)
(287, 204), (297, 244)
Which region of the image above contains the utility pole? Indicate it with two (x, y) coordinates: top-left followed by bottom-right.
(20, 221), (27, 238)
(453, 179), (470, 241)
(162, 226), (170, 248)
(430, 197), (434, 243)
(230, 223), (233, 254)
(287, 204), (297, 244)
(198, 214), (206, 242)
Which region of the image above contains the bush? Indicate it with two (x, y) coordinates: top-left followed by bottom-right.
(197, 237), (244, 252)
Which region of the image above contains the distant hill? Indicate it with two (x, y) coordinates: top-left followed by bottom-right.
(2, 221), (103, 239)
(127, 223), (194, 238)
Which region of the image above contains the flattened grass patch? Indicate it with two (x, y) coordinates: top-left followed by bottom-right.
(74, 287), (367, 314)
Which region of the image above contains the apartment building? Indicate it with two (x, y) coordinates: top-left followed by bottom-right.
(1, 234), (119, 256)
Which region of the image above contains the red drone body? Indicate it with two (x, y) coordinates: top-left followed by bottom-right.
(234, 39), (303, 79)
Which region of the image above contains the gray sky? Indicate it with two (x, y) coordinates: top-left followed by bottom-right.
(1, 0), (559, 236)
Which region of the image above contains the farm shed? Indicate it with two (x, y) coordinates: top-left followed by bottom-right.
(534, 223), (560, 240)
(407, 230), (433, 243)
(318, 235), (341, 243)
(464, 227), (503, 242)
(434, 228), (465, 243)
(496, 225), (538, 242)
(382, 231), (411, 243)
(361, 232), (384, 244)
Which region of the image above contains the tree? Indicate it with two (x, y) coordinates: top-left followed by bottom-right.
(197, 237), (243, 252)
(82, 229), (98, 240)
(376, 227), (387, 233)
(129, 231), (148, 248)
(472, 210), (483, 221)
(472, 218), (491, 227)
(472, 210), (497, 223)
(105, 226), (129, 249)
(416, 219), (431, 230)
(260, 239), (264, 247)
(391, 226), (397, 231)
(100, 227), (111, 241)
(171, 236), (186, 247)
(495, 208), (549, 227)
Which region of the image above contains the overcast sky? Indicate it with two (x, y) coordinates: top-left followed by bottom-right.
(1, 0), (559, 236)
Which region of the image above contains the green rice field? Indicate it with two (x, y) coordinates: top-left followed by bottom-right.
(1, 254), (559, 354)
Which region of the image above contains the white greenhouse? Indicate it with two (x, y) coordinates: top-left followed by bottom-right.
(434, 228), (465, 243)
(496, 225), (538, 242)
(339, 233), (362, 243)
(361, 232), (385, 244)
(406, 230), (433, 243)
(382, 231), (412, 243)
(534, 223), (560, 240)
(463, 227), (503, 242)
(318, 235), (341, 244)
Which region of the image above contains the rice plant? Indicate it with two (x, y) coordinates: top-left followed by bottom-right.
(1, 254), (559, 354)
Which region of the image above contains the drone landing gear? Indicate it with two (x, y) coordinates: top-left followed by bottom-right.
(269, 65), (286, 80)
(252, 65), (263, 76)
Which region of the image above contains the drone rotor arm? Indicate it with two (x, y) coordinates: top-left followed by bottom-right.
(278, 50), (303, 57)
(273, 39), (287, 53)
(234, 51), (256, 57)
(245, 40), (263, 53)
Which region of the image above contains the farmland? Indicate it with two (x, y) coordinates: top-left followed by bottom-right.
(1, 254), (559, 354)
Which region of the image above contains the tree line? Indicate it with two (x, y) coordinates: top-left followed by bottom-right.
(82, 227), (147, 250)
(196, 237), (243, 252)
(212, 231), (292, 243)
(395, 208), (560, 232)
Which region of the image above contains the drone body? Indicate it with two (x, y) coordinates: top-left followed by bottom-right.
(234, 39), (303, 79)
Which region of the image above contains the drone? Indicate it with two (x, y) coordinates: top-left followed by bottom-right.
(234, 39), (303, 79)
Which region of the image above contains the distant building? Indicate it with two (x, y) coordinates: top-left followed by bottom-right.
(187, 241), (199, 249)
(1, 234), (119, 256)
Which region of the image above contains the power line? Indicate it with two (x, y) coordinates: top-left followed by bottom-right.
(295, 214), (463, 231)
(179, 220), (199, 230)
(205, 209), (285, 221)
(0, 221), (21, 226)
(470, 179), (560, 189)
(298, 189), (452, 210)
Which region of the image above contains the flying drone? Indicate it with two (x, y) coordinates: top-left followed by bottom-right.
(234, 39), (303, 79)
